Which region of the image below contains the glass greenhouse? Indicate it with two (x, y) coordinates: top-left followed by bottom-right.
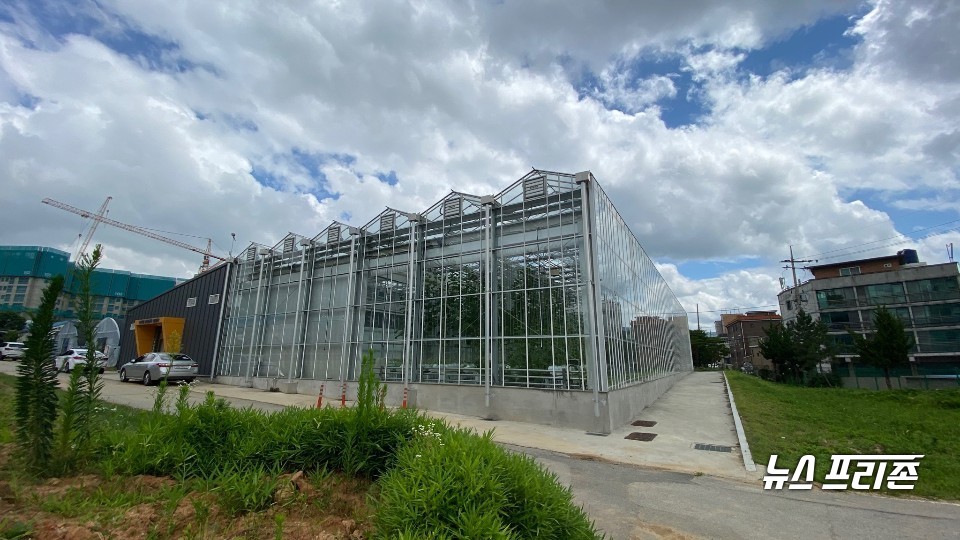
(218, 170), (692, 412)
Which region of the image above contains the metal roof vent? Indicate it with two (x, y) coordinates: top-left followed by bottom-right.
(442, 197), (462, 218)
(245, 246), (257, 261)
(327, 225), (342, 244)
(282, 236), (295, 253)
(523, 175), (547, 199)
(380, 212), (396, 232)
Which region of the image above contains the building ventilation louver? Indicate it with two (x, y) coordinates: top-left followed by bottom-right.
(380, 212), (396, 232)
(186, 297), (197, 308)
(208, 294), (220, 305)
(523, 175), (547, 199)
(246, 246), (257, 261)
(327, 225), (342, 244)
(282, 236), (295, 253)
(442, 197), (462, 218)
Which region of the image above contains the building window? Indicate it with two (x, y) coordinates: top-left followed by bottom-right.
(186, 297), (197, 308)
(208, 294), (220, 305)
(839, 266), (861, 276)
(785, 300), (793, 310)
(857, 283), (906, 306)
(816, 287), (856, 309)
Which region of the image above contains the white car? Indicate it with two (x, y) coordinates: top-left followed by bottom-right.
(54, 348), (107, 373)
(0, 342), (26, 360)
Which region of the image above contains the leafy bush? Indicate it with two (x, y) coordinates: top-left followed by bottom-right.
(375, 427), (600, 539)
(99, 353), (599, 536)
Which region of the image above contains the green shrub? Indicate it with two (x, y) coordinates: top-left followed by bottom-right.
(375, 427), (600, 539)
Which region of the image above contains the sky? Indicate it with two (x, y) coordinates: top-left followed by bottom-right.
(1, 0), (959, 331)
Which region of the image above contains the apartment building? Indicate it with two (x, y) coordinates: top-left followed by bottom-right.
(777, 249), (960, 370)
(0, 246), (181, 320)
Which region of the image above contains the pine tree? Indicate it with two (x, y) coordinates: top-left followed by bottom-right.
(851, 306), (914, 390)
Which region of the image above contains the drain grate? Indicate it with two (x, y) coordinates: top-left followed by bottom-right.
(625, 432), (657, 441)
(694, 443), (733, 453)
(631, 420), (657, 427)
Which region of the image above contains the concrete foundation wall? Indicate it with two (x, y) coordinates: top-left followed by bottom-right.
(607, 371), (690, 430)
(215, 370), (692, 433)
(841, 375), (960, 390)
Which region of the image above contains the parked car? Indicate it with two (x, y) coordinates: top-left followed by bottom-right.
(120, 352), (198, 385)
(54, 348), (107, 373)
(0, 342), (26, 360)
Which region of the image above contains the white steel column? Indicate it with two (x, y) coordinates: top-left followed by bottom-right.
(339, 229), (360, 384)
(288, 241), (309, 382)
(481, 196), (496, 407)
(576, 171), (606, 420)
(245, 250), (267, 384)
(401, 214), (421, 388)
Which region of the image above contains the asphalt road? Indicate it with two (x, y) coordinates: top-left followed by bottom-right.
(3, 363), (958, 539)
(516, 445), (960, 540)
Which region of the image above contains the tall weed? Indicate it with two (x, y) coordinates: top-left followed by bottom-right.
(14, 275), (64, 474)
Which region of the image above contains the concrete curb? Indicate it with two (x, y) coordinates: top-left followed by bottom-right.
(722, 372), (757, 473)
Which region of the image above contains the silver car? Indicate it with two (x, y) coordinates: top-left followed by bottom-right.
(120, 352), (199, 386)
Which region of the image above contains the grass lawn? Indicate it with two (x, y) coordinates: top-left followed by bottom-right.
(726, 370), (960, 500)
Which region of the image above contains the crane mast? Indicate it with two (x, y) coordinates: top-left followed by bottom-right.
(42, 198), (226, 272)
(74, 196), (112, 262)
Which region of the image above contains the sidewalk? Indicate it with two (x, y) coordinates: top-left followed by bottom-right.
(189, 371), (757, 480)
(0, 363), (757, 480)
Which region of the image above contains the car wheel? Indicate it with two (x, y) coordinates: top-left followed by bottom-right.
(120, 369), (128, 382)
(143, 371), (152, 386)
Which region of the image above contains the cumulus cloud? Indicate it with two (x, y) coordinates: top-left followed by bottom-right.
(0, 0), (957, 331)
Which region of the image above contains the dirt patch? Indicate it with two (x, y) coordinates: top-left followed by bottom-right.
(631, 520), (702, 539)
(32, 474), (102, 497)
(0, 470), (375, 540)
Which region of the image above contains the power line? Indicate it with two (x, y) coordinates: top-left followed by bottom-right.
(685, 304), (779, 314)
(798, 218), (960, 260)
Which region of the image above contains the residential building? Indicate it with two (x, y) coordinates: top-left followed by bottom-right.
(724, 311), (782, 371)
(0, 245), (182, 320)
(777, 249), (960, 372)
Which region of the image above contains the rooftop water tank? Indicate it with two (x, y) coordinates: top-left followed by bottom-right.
(898, 249), (919, 265)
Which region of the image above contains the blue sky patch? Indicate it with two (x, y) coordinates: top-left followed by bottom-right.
(251, 149), (360, 201)
(375, 170), (399, 186)
(740, 15), (861, 78)
(565, 52), (705, 128)
(5, 0), (214, 75)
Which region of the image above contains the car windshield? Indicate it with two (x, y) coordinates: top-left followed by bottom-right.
(157, 353), (192, 362)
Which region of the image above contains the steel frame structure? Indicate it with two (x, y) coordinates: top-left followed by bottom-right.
(218, 170), (693, 393)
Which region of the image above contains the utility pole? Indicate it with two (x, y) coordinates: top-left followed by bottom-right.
(781, 245), (814, 311)
(696, 303), (700, 330)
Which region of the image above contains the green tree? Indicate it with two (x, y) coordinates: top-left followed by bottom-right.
(792, 309), (831, 378)
(759, 322), (795, 378)
(14, 275), (64, 473)
(759, 309), (831, 383)
(0, 312), (27, 342)
(850, 306), (915, 390)
(689, 329), (728, 368)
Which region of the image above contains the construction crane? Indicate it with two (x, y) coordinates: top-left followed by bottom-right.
(73, 196), (112, 262)
(42, 198), (227, 272)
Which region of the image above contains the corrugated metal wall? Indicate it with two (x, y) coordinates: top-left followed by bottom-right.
(118, 262), (231, 375)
